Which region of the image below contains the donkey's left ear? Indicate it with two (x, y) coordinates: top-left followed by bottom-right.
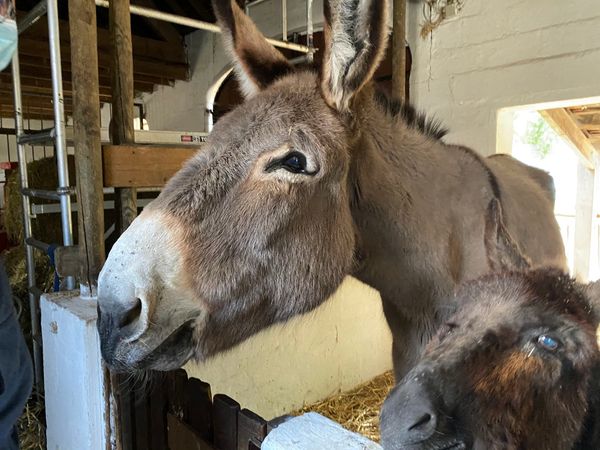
(320, 0), (389, 112)
(212, 0), (293, 99)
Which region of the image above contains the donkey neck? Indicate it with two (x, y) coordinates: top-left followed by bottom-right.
(347, 87), (456, 310)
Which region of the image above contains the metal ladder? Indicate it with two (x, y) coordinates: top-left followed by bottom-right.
(11, 0), (75, 389)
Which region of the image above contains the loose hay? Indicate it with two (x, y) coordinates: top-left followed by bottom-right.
(294, 370), (395, 442)
(17, 392), (46, 450)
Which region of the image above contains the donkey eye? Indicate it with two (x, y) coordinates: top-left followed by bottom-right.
(280, 152), (307, 173)
(265, 150), (317, 176)
(537, 334), (560, 352)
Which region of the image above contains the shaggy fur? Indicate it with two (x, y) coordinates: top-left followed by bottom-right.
(381, 269), (600, 450)
(97, 0), (567, 376)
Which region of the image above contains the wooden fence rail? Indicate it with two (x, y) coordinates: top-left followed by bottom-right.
(119, 369), (269, 450)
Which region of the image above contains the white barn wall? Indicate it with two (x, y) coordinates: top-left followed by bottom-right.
(406, 0), (600, 155)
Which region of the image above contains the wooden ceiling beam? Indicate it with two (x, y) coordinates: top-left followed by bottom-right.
(22, 11), (187, 64)
(1, 66), (156, 93)
(540, 108), (596, 169)
(15, 54), (173, 87)
(17, 37), (188, 81)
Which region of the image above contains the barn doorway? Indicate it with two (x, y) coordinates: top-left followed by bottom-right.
(500, 101), (600, 280)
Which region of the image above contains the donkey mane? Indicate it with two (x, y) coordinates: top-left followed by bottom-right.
(373, 89), (448, 140)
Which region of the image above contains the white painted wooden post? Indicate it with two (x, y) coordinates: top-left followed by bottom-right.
(495, 109), (514, 155)
(574, 162), (596, 282)
(41, 292), (109, 450)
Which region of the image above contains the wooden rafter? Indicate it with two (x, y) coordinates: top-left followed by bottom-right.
(540, 108), (596, 169)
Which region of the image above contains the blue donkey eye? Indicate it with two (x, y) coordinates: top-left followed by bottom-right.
(537, 334), (560, 351)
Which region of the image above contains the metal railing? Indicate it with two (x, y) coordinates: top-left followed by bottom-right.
(11, 0), (75, 389)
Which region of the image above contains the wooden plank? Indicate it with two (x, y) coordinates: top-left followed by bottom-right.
(103, 145), (199, 188)
(167, 413), (214, 450)
(68, 0), (106, 290)
(20, 10), (187, 64)
(133, 389), (151, 450)
(391, 0), (406, 101)
(110, 0), (138, 234)
(213, 395), (240, 450)
(581, 124), (600, 132)
(186, 378), (213, 443)
(237, 409), (267, 450)
(149, 377), (168, 450)
(540, 108), (596, 169)
(167, 369), (190, 421)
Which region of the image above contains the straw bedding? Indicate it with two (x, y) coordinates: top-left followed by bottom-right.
(294, 370), (395, 442)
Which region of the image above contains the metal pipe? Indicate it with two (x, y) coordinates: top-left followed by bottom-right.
(245, 0), (271, 9)
(94, 0), (309, 53)
(206, 67), (233, 132)
(18, 0), (48, 34)
(306, 0), (314, 63)
(11, 52), (44, 389)
(282, 0), (287, 41)
(26, 237), (52, 253)
(47, 0), (75, 291)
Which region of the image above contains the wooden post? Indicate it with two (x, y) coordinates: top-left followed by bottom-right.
(392, 0), (406, 101)
(109, 3), (136, 449)
(110, 0), (137, 234)
(68, 0), (105, 292)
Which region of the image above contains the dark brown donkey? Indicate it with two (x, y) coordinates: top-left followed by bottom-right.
(381, 269), (600, 450)
(97, 0), (566, 377)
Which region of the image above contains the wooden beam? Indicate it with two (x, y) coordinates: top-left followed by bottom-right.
(69, 0), (106, 291)
(1, 66), (157, 93)
(17, 37), (188, 81)
(540, 108), (596, 169)
(103, 145), (199, 187)
(392, 0), (406, 101)
(22, 10), (187, 64)
(111, 0), (138, 235)
(581, 124), (600, 133)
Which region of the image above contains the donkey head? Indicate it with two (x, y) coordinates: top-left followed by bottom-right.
(380, 269), (600, 450)
(97, 0), (390, 371)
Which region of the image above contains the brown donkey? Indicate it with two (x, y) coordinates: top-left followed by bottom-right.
(381, 269), (600, 450)
(97, 0), (566, 376)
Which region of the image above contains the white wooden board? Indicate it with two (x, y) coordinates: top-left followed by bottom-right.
(262, 413), (382, 450)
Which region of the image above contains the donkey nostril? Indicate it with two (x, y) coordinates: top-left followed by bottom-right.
(119, 298), (143, 329)
(408, 413), (433, 431)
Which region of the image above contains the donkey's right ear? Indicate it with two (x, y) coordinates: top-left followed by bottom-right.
(320, 0), (389, 113)
(212, 0), (292, 99)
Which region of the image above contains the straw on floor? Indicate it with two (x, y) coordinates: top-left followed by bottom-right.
(294, 370), (395, 442)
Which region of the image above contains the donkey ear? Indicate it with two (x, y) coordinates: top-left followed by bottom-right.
(212, 0), (293, 99)
(320, 0), (390, 112)
(484, 198), (532, 272)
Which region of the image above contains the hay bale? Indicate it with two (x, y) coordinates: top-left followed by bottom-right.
(294, 371), (395, 442)
(5, 157), (67, 245)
